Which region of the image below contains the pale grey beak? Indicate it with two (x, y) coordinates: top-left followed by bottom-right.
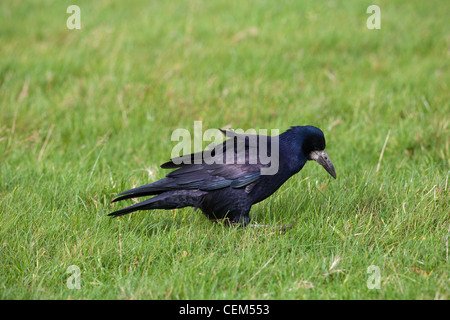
(308, 150), (336, 179)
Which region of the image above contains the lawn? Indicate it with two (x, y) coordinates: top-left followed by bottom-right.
(0, 0), (448, 299)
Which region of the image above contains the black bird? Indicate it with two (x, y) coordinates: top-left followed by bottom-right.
(109, 126), (336, 226)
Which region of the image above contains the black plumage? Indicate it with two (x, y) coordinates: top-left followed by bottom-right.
(109, 126), (336, 225)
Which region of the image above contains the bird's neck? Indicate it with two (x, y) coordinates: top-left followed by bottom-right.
(279, 130), (308, 174)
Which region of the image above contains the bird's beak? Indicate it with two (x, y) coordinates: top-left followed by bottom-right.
(308, 150), (336, 179)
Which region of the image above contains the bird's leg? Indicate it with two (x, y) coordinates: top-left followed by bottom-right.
(248, 221), (296, 231)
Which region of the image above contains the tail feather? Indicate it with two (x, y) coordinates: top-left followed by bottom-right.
(108, 190), (205, 218)
(108, 198), (157, 217)
(112, 190), (160, 203)
(112, 178), (173, 203)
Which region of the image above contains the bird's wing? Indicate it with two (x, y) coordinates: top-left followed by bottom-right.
(164, 160), (263, 192)
(113, 162), (263, 203)
(161, 129), (271, 191)
(113, 132), (270, 202)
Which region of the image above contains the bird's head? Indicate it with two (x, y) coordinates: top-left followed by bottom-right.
(300, 126), (337, 179)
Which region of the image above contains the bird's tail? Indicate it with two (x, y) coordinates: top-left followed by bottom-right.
(108, 190), (202, 218)
(111, 178), (175, 203)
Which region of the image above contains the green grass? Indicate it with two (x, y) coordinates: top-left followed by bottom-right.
(1, 0), (449, 299)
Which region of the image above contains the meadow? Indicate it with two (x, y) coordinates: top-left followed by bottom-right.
(0, 0), (448, 299)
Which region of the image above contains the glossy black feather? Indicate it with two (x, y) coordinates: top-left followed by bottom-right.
(109, 126), (335, 225)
